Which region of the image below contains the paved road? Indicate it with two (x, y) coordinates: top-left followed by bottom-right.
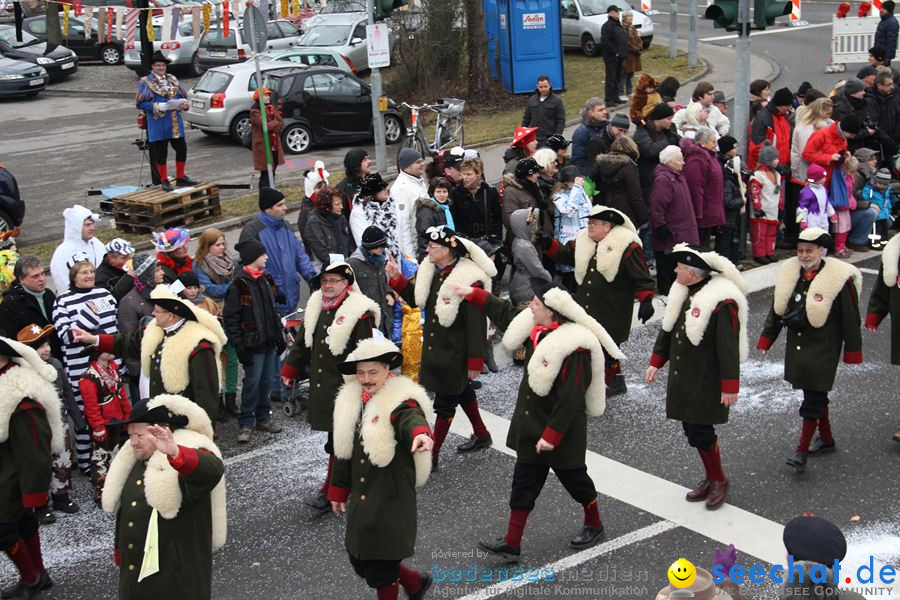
(1, 252), (897, 599)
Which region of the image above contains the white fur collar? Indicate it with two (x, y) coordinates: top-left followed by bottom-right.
(881, 234), (900, 288)
(415, 257), (493, 327)
(303, 289), (381, 354)
(140, 320), (225, 394)
(332, 376), (434, 488)
(101, 428), (227, 551)
(574, 226), (642, 285)
(773, 257), (862, 328)
(662, 276), (749, 361)
(0, 364), (65, 454)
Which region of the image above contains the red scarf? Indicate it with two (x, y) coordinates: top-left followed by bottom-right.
(361, 373), (396, 404)
(322, 289), (349, 311)
(157, 252), (193, 275)
(243, 266), (265, 280)
(529, 321), (560, 347)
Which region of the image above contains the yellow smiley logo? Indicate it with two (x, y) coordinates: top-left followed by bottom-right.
(667, 558), (697, 588)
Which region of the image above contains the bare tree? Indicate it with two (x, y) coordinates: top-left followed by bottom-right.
(463, 0), (491, 100)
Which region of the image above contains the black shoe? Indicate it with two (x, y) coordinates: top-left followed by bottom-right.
(51, 494), (79, 514)
(606, 374), (627, 398)
(408, 571), (433, 600)
(457, 434), (492, 453)
(484, 343), (499, 373)
(754, 257), (767, 264)
(786, 451), (807, 470)
(175, 175), (197, 186)
(225, 392), (240, 417)
(2, 572), (53, 600)
(217, 395), (230, 422)
(304, 492), (330, 513)
(569, 524), (605, 549)
(35, 506), (55, 525)
(470, 380), (483, 390)
(808, 436), (836, 455)
(478, 538), (521, 562)
(160, 179), (173, 192)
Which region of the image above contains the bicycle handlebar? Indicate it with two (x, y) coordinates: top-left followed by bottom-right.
(400, 101), (450, 111)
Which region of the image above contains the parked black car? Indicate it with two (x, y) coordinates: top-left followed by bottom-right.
(0, 56), (47, 98)
(22, 16), (124, 65)
(0, 165), (26, 231)
(264, 66), (403, 154)
(0, 24), (79, 80)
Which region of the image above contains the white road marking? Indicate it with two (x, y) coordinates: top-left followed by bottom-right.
(454, 520), (679, 600)
(700, 21), (831, 41)
(858, 267), (880, 275)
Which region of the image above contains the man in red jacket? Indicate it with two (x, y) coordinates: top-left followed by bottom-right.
(802, 115), (862, 186)
(748, 87), (794, 171)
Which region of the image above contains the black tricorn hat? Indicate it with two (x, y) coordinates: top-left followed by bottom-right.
(798, 227), (834, 249)
(149, 51), (171, 65)
(107, 400), (189, 430)
(670, 245), (718, 272)
(587, 206), (626, 226)
(152, 296), (198, 322)
(531, 277), (566, 303)
(312, 260), (355, 288)
(0, 338), (21, 358)
(339, 336), (403, 375)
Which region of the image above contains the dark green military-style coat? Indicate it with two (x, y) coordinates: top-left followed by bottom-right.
(546, 227), (655, 345)
(328, 376), (432, 561)
(0, 400), (52, 522)
(650, 276), (742, 425)
(391, 259), (487, 396)
(112, 446), (224, 600)
(281, 290), (377, 431)
(758, 258), (862, 392)
(865, 236), (900, 365)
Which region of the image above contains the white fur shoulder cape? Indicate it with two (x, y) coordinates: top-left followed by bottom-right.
(303, 288), (382, 355)
(414, 238), (497, 327)
(140, 318), (227, 394)
(333, 375), (434, 488)
(773, 257), (862, 328)
(573, 226), (642, 285)
(881, 234), (900, 288)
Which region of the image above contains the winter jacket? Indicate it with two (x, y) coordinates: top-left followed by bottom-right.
(336, 175), (364, 206)
(748, 101), (791, 170)
(223, 268), (284, 357)
(347, 248), (392, 336)
(865, 86), (900, 160)
(116, 288), (153, 377)
(349, 196), (405, 259)
(802, 121), (848, 186)
(861, 183), (894, 221)
(250, 104), (285, 172)
(749, 166), (783, 222)
(95, 260), (127, 298)
(390, 171), (429, 258)
(304, 211), (355, 265)
(509, 209), (552, 305)
(593, 152), (649, 228)
(673, 101), (730, 137)
(790, 119), (831, 184)
(875, 11), (899, 61)
(0, 280), (60, 360)
(194, 257), (236, 301)
(49, 205), (106, 293)
(797, 183), (836, 230)
(831, 91), (871, 153)
(49, 356), (86, 431)
(719, 154), (746, 229)
(624, 24), (643, 73)
(502, 146), (528, 176)
(681, 137), (725, 229)
(297, 197), (315, 244)
(600, 16), (628, 60)
(650, 163), (698, 252)
(634, 121), (681, 205)
(78, 360), (130, 432)
(449, 182), (503, 241)
(239, 211), (317, 315)
(584, 125), (618, 171)
(571, 120), (607, 172)
(521, 91), (566, 143)
(501, 174), (553, 238)
(415, 198), (450, 259)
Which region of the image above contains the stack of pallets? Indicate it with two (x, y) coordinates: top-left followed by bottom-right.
(112, 183), (222, 233)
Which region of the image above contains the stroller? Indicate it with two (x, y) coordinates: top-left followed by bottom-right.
(280, 309), (310, 417)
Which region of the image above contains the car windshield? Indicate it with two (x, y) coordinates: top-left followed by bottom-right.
(579, 0), (633, 16)
(299, 24), (350, 47)
(194, 70), (231, 92)
(320, 0), (365, 13)
(0, 27), (41, 48)
(201, 28), (236, 47)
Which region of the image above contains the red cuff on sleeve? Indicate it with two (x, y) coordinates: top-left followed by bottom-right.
(541, 426), (565, 446)
(756, 336), (774, 351)
(544, 238), (560, 258)
(280, 362), (301, 381)
(21, 491), (47, 509)
(649, 353), (668, 368)
(843, 350), (862, 364)
(97, 334), (115, 354)
(390, 274), (408, 292)
(114, 547), (121, 567)
(465, 287), (490, 309)
(467, 358), (484, 373)
(411, 425), (433, 439)
(168, 446), (199, 476)
(327, 486), (350, 503)
(635, 290), (654, 303)
(721, 379), (740, 394)
(865, 313), (885, 329)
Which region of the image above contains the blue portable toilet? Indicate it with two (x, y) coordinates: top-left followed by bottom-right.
(484, 0), (500, 80)
(497, 0), (565, 94)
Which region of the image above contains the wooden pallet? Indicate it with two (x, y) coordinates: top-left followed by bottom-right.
(113, 183), (222, 233)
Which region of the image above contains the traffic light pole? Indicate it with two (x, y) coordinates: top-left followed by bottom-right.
(733, 0), (751, 156)
(367, 0), (388, 174)
(688, 0), (698, 66)
(668, 0), (677, 58)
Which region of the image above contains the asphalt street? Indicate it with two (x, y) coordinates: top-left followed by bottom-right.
(1, 252), (897, 599)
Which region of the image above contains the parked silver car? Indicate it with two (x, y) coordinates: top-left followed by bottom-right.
(185, 59), (300, 142)
(560, 0), (654, 56)
(296, 13), (389, 73)
(197, 19), (303, 68)
(124, 15), (212, 75)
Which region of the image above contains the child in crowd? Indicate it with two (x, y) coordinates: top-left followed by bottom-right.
(551, 166), (590, 288)
(508, 207), (552, 361)
(78, 349), (130, 505)
(832, 156), (859, 258)
(861, 168), (895, 249)
(748, 141), (783, 264)
(630, 73), (661, 124)
(797, 163), (837, 234)
(415, 177), (454, 261)
(717, 136), (746, 265)
(178, 271), (222, 318)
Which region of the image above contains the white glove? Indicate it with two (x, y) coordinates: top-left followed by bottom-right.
(155, 102), (167, 112)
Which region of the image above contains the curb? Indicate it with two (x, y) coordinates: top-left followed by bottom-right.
(43, 89), (135, 98)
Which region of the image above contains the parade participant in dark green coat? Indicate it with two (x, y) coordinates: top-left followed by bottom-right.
(71, 285), (226, 422)
(102, 394), (225, 600)
(281, 261), (378, 513)
(328, 337), (434, 600)
(864, 233), (900, 444)
(645, 245), (748, 510)
(386, 226), (497, 471)
(757, 228), (862, 471)
(452, 278), (623, 561)
(0, 337), (64, 600)
(538, 205), (655, 396)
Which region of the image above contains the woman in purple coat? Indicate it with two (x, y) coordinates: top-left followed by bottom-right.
(650, 145), (698, 295)
(681, 128), (725, 248)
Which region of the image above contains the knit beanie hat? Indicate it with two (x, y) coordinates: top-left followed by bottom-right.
(649, 103), (675, 120)
(807, 163), (827, 182)
(132, 253), (158, 288)
(840, 114), (863, 135)
(772, 87), (794, 106)
(843, 78), (865, 95)
(758, 141), (779, 166)
(259, 187), (285, 211)
(235, 239), (267, 265)
(397, 148), (423, 171)
(718, 135), (738, 154)
(875, 168), (892, 184)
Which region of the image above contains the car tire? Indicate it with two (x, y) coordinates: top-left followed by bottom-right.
(189, 52), (205, 77)
(0, 211), (13, 232)
(100, 44), (123, 65)
(642, 35), (653, 49)
(229, 112), (252, 144)
(282, 123), (313, 154)
(581, 34), (600, 57)
(383, 114), (403, 145)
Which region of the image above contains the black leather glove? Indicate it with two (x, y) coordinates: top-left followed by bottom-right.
(654, 225), (672, 241)
(534, 231), (554, 251)
(638, 297), (655, 324)
(237, 350), (254, 366)
(776, 163), (792, 177)
(754, 209), (766, 219)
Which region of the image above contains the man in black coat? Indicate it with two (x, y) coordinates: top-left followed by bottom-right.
(865, 71), (900, 161)
(600, 5), (629, 106)
(520, 75), (566, 145)
(0, 256), (61, 361)
(875, 0), (898, 65)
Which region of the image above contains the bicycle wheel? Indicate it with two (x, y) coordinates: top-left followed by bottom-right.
(397, 134), (427, 165)
(438, 116), (464, 149)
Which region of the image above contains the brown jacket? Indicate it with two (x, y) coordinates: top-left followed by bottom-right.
(624, 25), (643, 74)
(250, 105), (285, 172)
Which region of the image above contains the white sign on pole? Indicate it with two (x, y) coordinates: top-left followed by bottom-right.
(522, 12), (546, 29)
(366, 23), (390, 69)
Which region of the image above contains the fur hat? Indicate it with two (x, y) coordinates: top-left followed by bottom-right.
(150, 284), (200, 322)
(658, 76), (680, 101)
(758, 141), (780, 167)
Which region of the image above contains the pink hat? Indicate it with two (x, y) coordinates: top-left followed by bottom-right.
(806, 163), (827, 182)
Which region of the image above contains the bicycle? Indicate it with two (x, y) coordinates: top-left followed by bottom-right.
(396, 98), (466, 165)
